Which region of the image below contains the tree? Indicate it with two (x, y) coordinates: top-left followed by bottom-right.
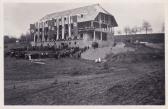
(20, 34), (27, 42)
(92, 42), (98, 49)
(162, 23), (165, 33)
(25, 32), (33, 42)
(142, 21), (152, 34)
(137, 27), (143, 34)
(4, 35), (10, 44)
(4, 35), (17, 44)
(131, 26), (138, 34)
(19, 32), (33, 43)
(124, 26), (131, 35)
(117, 30), (122, 35)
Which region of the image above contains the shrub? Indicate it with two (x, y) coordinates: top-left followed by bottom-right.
(92, 42), (98, 49)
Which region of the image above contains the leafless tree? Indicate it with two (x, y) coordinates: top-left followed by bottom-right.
(19, 32), (33, 43)
(124, 26), (131, 35)
(142, 21), (152, 34)
(137, 27), (143, 33)
(131, 26), (138, 34)
(162, 23), (165, 33)
(117, 30), (122, 35)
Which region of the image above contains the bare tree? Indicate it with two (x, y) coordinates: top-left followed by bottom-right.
(124, 26), (131, 35)
(20, 34), (26, 42)
(19, 32), (33, 43)
(162, 23), (165, 33)
(142, 21), (152, 34)
(131, 26), (138, 34)
(117, 30), (122, 35)
(137, 27), (143, 33)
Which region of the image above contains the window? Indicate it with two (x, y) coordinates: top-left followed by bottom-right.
(39, 35), (42, 41)
(102, 33), (107, 41)
(81, 14), (83, 18)
(74, 42), (76, 45)
(54, 26), (57, 30)
(54, 34), (57, 40)
(80, 33), (83, 39)
(39, 28), (42, 32)
(71, 31), (74, 36)
(71, 24), (74, 29)
(95, 16), (98, 21)
(59, 18), (61, 22)
(44, 35), (48, 41)
(35, 35), (38, 42)
(46, 28), (49, 32)
(65, 25), (68, 30)
(69, 42), (71, 45)
(64, 17), (66, 21)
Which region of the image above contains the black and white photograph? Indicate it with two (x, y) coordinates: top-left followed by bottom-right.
(2, 0), (166, 107)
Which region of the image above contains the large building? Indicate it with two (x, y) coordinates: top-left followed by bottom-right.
(30, 4), (118, 48)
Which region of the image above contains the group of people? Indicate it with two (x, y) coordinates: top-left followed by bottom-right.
(5, 46), (89, 60)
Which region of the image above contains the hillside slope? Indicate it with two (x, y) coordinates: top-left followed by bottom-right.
(81, 42), (134, 60)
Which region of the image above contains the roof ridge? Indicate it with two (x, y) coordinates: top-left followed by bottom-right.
(39, 3), (115, 23)
(45, 3), (99, 17)
(96, 4), (111, 15)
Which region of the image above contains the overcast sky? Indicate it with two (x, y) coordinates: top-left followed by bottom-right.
(3, 0), (164, 38)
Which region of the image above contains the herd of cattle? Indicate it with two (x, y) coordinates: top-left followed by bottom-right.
(5, 46), (89, 60)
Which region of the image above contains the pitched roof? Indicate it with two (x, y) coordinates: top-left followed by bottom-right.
(40, 4), (115, 23)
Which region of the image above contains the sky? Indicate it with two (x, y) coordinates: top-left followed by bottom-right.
(3, 0), (165, 38)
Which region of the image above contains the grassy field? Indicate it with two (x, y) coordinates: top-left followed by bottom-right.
(4, 44), (165, 105)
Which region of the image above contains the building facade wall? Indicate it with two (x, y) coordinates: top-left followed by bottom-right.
(30, 6), (117, 48)
(31, 32), (114, 48)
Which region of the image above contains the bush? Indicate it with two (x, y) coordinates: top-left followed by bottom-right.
(103, 62), (109, 69)
(92, 42), (98, 49)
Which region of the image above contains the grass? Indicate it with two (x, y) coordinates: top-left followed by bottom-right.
(4, 44), (165, 105)
(4, 57), (99, 81)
